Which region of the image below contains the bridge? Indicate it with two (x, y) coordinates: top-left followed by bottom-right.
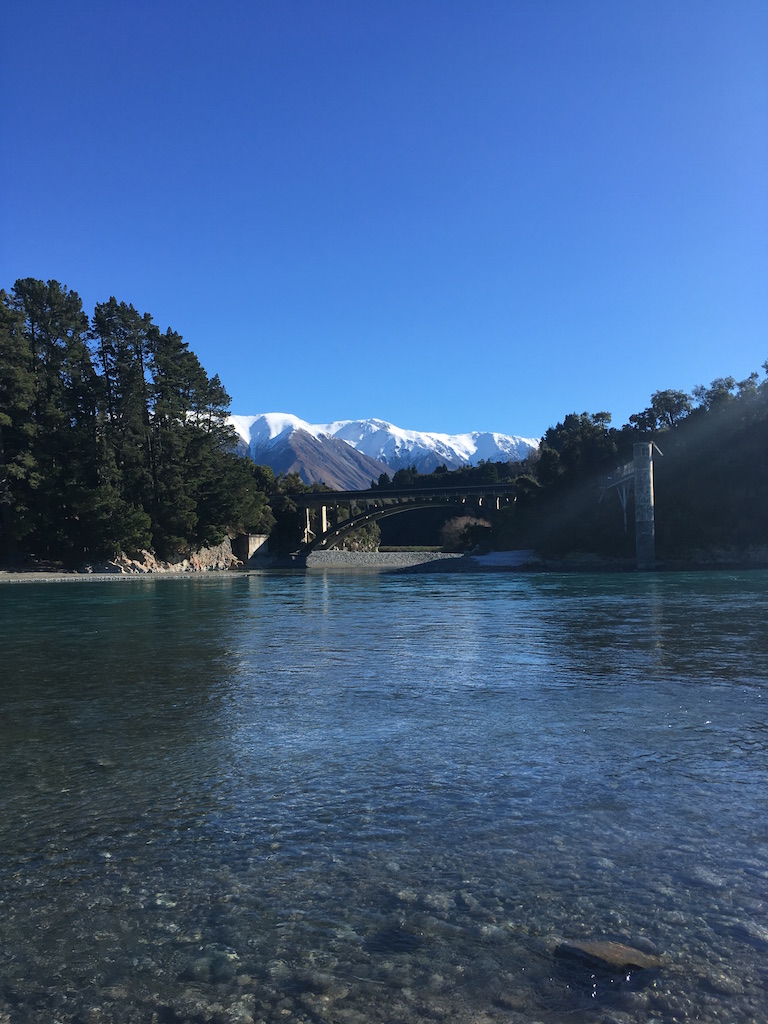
(286, 483), (517, 551)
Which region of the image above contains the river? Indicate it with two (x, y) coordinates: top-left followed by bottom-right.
(1, 569), (767, 1023)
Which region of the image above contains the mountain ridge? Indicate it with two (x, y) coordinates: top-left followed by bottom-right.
(229, 413), (539, 490)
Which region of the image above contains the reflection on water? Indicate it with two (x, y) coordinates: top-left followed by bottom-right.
(1, 570), (767, 1023)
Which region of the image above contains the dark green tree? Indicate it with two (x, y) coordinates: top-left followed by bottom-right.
(91, 299), (154, 507)
(0, 293), (37, 561)
(650, 390), (692, 428)
(538, 412), (618, 485)
(692, 376), (736, 411)
(391, 465), (419, 487)
(7, 279), (101, 560)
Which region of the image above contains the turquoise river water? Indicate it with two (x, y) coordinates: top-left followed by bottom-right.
(1, 569), (767, 1024)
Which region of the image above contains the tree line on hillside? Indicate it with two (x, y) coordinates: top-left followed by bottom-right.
(371, 458), (523, 490)
(511, 370), (768, 558)
(379, 371), (768, 558)
(0, 279), (276, 565)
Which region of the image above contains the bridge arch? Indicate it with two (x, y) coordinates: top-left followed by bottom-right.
(284, 484), (516, 552)
(309, 499), (478, 551)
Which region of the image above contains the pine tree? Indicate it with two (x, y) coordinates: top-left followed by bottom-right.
(8, 279), (98, 561)
(0, 292), (37, 562)
(92, 298), (154, 502)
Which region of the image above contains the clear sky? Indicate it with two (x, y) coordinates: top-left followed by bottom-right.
(2, 1), (766, 438)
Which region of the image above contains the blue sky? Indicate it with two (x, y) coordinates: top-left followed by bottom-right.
(2, 1), (766, 438)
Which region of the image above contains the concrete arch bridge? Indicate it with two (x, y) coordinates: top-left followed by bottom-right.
(288, 484), (517, 552)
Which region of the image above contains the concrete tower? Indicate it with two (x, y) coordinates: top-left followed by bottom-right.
(633, 442), (656, 569)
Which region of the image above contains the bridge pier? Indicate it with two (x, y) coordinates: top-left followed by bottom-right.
(303, 507), (313, 546)
(633, 442), (656, 569)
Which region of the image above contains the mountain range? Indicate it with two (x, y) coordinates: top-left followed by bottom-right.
(228, 413), (540, 490)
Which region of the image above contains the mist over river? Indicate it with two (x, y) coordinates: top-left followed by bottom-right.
(1, 570), (767, 1024)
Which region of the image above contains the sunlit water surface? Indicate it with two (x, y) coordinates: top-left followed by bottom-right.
(1, 570), (767, 1024)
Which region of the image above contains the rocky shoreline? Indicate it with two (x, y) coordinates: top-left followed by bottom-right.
(0, 538), (244, 582)
(2, 545), (767, 582)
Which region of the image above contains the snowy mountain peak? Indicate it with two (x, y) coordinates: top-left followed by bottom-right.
(229, 412), (316, 445)
(229, 413), (539, 489)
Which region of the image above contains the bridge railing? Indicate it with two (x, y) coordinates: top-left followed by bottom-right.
(281, 482), (518, 506)
(598, 461), (634, 491)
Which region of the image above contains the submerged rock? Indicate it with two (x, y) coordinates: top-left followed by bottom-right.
(556, 939), (662, 971)
(548, 937), (664, 1008)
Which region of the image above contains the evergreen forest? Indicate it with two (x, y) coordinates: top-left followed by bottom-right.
(1, 277), (766, 566)
(0, 279), (275, 566)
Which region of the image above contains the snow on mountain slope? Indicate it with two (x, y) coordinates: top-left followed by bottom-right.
(229, 412), (310, 447)
(324, 418), (538, 469)
(229, 413), (539, 484)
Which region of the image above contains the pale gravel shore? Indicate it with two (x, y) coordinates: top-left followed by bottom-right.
(305, 549), (465, 570)
(0, 569), (240, 584)
(0, 549), (544, 582)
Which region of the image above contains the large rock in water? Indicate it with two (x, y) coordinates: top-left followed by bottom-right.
(556, 939), (662, 971)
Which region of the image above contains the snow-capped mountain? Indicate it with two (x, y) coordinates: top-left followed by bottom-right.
(228, 413), (539, 490)
(325, 417), (539, 470)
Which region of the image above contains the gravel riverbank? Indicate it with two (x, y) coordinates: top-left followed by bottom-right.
(304, 550), (464, 570)
(0, 550), (545, 582)
(7, 549), (765, 581)
(301, 549), (544, 572)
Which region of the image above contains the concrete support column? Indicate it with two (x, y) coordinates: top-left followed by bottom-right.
(633, 442), (655, 569)
(318, 504), (328, 536)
